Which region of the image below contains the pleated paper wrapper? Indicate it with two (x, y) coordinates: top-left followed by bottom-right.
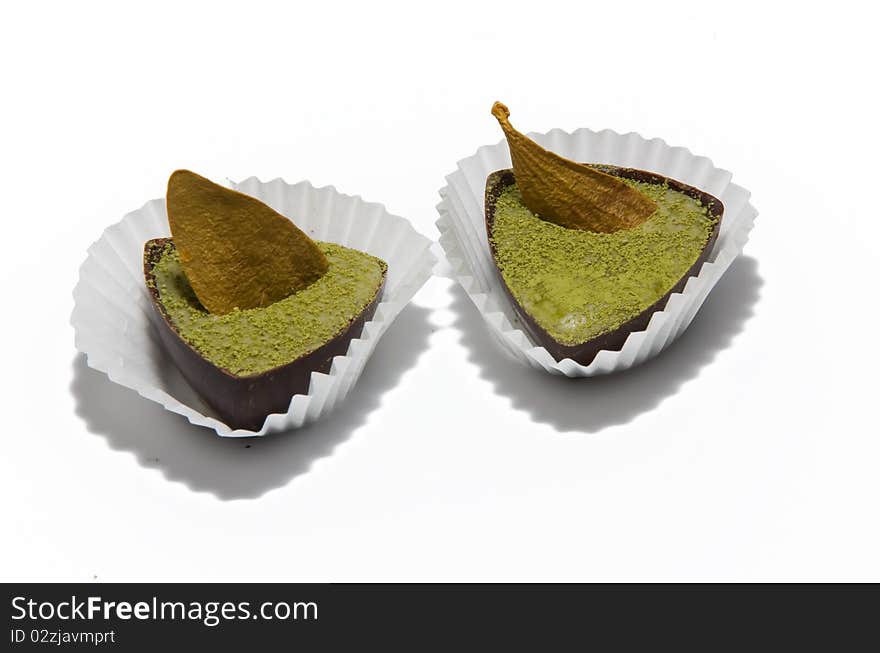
(436, 129), (758, 376)
(72, 177), (435, 436)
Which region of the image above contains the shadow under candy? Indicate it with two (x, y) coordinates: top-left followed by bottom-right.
(452, 255), (764, 433)
(71, 303), (432, 500)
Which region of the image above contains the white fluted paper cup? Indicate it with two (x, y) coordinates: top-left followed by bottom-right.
(436, 129), (758, 377)
(72, 176), (435, 436)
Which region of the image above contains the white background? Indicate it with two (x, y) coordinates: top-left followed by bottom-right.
(2, 1), (878, 581)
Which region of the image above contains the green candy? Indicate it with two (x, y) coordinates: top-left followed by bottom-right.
(149, 241), (386, 376)
(489, 179), (718, 346)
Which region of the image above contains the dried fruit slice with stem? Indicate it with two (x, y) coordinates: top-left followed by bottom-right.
(491, 102), (657, 233)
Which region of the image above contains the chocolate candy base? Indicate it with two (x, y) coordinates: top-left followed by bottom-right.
(143, 238), (385, 431)
(485, 167), (723, 367)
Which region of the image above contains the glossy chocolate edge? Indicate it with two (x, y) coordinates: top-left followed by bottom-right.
(144, 238), (386, 431)
(484, 166), (723, 366)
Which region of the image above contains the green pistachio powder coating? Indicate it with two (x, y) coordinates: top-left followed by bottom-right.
(490, 178), (717, 345)
(150, 243), (385, 376)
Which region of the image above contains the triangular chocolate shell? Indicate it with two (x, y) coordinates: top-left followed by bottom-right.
(485, 166), (723, 365)
(144, 238), (385, 431)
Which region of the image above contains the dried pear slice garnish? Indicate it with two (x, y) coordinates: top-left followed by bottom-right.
(491, 102), (657, 233)
(166, 170), (329, 315)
